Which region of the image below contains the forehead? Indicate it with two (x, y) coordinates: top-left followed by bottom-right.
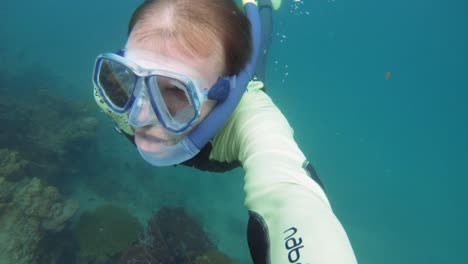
(128, 5), (226, 67)
(124, 48), (205, 82)
(125, 30), (224, 86)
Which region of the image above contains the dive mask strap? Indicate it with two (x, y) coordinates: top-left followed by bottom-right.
(207, 77), (235, 102)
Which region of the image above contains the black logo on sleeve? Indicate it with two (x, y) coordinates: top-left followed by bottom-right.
(284, 227), (308, 263)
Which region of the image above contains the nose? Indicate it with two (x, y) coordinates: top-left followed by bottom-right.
(128, 86), (160, 128)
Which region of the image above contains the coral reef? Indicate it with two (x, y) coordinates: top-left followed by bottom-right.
(0, 59), (99, 264)
(0, 88), (98, 183)
(0, 176), (79, 264)
(0, 148), (29, 182)
(42, 198), (80, 232)
(1, 62), (235, 264)
(74, 205), (142, 264)
(119, 207), (233, 264)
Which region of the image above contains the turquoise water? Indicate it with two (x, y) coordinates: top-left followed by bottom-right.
(1, 0), (467, 263)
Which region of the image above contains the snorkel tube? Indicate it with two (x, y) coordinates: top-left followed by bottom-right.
(187, 2), (261, 150)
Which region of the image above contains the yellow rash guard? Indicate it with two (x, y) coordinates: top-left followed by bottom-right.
(210, 81), (358, 263)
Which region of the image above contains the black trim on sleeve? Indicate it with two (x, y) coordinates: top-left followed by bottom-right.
(247, 210), (270, 264)
(303, 160), (325, 191)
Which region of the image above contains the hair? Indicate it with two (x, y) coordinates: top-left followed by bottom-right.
(127, 0), (252, 76)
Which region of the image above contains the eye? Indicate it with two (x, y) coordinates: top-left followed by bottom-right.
(164, 85), (187, 101)
(158, 79), (191, 116)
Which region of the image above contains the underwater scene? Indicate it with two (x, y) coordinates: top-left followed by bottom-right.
(0, 0), (467, 263)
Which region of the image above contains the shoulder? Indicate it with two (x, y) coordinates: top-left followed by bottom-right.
(234, 81), (293, 136)
(210, 81), (294, 162)
(219, 80), (289, 138)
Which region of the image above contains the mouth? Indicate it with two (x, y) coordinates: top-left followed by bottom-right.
(133, 126), (185, 152)
(135, 131), (166, 143)
(134, 130), (169, 152)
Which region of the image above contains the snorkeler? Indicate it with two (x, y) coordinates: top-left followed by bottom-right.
(92, 0), (357, 263)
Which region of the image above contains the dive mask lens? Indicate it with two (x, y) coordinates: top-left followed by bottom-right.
(147, 75), (199, 132)
(96, 58), (136, 112)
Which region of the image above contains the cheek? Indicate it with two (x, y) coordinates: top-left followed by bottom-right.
(200, 100), (217, 120)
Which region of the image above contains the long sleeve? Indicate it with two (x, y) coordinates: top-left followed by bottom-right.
(211, 82), (357, 263)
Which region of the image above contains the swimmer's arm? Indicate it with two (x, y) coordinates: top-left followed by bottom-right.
(235, 92), (357, 263)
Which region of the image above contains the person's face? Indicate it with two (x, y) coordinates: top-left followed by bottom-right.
(125, 28), (224, 152)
